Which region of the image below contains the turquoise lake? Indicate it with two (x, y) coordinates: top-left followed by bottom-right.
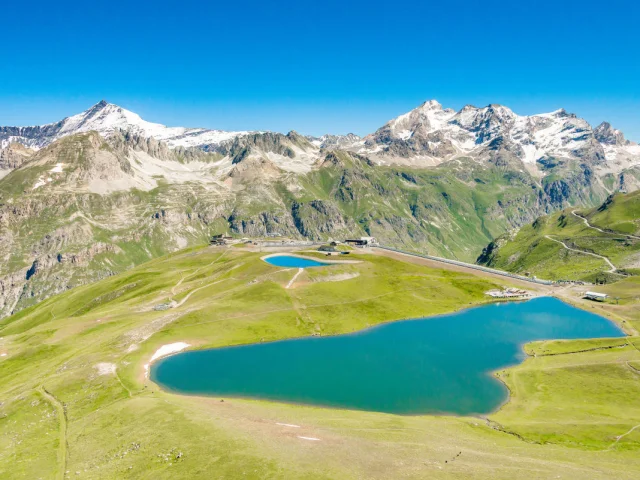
(151, 297), (624, 415)
(263, 255), (329, 268)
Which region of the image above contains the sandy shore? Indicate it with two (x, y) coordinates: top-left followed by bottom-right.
(144, 342), (190, 377)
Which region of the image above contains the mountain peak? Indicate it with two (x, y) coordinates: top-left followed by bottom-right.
(594, 121), (629, 146)
(419, 99), (443, 110)
(86, 99), (113, 114)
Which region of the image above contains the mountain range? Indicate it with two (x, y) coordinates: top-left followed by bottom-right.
(0, 99), (639, 318)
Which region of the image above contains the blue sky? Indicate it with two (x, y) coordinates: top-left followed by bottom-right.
(1, 0), (639, 139)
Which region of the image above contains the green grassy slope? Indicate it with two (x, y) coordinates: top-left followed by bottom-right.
(586, 190), (640, 235)
(294, 153), (545, 261)
(1, 246), (639, 478)
(477, 191), (640, 282)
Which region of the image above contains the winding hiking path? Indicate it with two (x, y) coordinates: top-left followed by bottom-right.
(286, 268), (304, 289)
(38, 386), (66, 480)
(571, 210), (640, 240)
(606, 423), (640, 451)
(544, 235), (618, 273)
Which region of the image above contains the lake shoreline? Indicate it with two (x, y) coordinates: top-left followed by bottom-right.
(149, 297), (624, 418)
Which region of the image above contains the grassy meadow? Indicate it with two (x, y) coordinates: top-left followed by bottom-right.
(0, 246), (639, 479)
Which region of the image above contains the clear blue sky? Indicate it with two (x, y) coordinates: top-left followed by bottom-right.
(1, 0), (639, 140)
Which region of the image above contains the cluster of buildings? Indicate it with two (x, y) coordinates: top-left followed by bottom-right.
(210, 234), (378, 249)
(485, 288), (533, 299)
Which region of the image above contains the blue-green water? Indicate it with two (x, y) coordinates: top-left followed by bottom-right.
(263, 255), (329, 268)
(151, 297), (624, 415)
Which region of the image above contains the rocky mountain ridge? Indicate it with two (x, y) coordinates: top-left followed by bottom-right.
(3, 99), (639, 195)
(354, 101), (640, 177)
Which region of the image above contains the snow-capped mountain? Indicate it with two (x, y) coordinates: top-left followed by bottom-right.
(354, 100), (640, 175)
(0, 100), (251, 150)
(1, 99), (638, 180)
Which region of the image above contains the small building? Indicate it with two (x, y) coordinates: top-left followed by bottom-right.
(344, 237), (377, 247)
(210, 234), (233, 245)
(345, 239), (367, 246)
(584, 291), (608, 302)
(485, 288), (533, 298)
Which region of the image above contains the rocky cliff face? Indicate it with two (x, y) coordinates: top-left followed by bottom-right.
(308, 133), (361, 149)
(594, 122), (629, 146)
(0, 143), (34, 172)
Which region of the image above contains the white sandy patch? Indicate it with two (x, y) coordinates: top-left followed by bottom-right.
(1, 353), (7, 357)
(175, 236), (188, 249)
(145, 342), (190, 377)
(95, 362), (116, 376)
(297, 436), (320, 441)
(50, 162), (64, 173)
(126, 344), (139, 353)
(32, 176), (46, 190)
(276, 423), (301, 428)
(150, 342), (190, 362)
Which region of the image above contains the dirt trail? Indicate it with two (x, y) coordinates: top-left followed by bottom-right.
(544, 235), (619, 274)
(171, 249), (228, 298)
(115, 367), (133, 397)
(174, 278), (229, 308)
(286, 268), (303, 289)
(171, 273), (187, 297)
(38, 386), (66, 480)
(571, 210), (640, 240)
(605, 423), (640, 451)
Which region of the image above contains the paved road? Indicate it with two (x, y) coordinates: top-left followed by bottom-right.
(374, 245), (554, 285)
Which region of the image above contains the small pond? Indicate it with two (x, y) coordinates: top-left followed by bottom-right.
(151, 297), (624, 415)
(263, 255), (329, 268)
